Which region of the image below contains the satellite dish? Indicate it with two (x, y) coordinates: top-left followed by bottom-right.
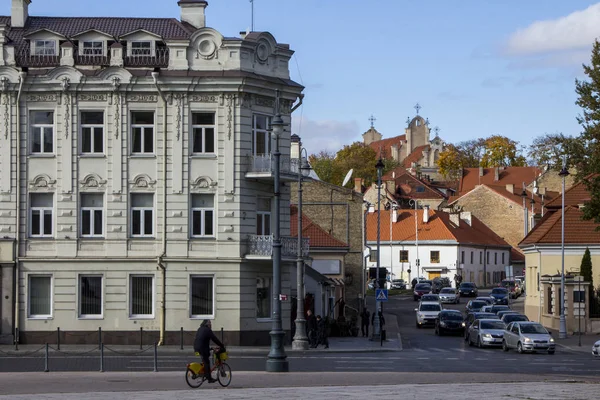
(342, 169), (354, 187)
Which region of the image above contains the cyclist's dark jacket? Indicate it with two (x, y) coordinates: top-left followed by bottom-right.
(194, 325), (225, 355)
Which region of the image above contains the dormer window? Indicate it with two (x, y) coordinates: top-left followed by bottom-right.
(33, 40), (56, 56)
(83, 41), (103, 55)
(131, 41), (152, 56)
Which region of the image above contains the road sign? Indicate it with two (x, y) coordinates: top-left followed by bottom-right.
(375, 289), (388, 302)
(279, 294), (288, 301)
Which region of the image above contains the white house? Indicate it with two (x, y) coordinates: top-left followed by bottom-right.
(366, 206), (513, 287)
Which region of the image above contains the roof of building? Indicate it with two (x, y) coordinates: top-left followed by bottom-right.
(290, 205), (349, 248)
(402, 144), (430, 168)
(367, 134), (406, 158)
(365, 208), (510, 248)
(519, 206), (600, 246)
(458, 167), (542, 195)
(511, 248), (525, 262)
(544, 179), (591, 209)
(387, 170), (446, 200)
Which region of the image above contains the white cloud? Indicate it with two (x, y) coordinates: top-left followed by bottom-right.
(506, 3), (600, 55)
(290, 116), (361, 155)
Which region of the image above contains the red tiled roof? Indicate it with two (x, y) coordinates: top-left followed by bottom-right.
(290, 206), (348, 248)
(520, 206), (600, 246)
(366, 209), (510, 247)
(511, 248), (525, 262)
(402, 145), (429, 168)
(367, 134), (406, 158)
(544, 180), (591, 209)
(392, 171), (446, 200)
(483, 184), (558, 215)
(458, 167), (542, 195)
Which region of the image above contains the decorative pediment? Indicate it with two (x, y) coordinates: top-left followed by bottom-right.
(130, 174), (156, 190)
(190, 28), (223, 61)
(190, 176), (217, 192)
(29, 174), (56, 191)
(23, 28), (67, 39)
(97, 67), (132, 85)
(0, 67), (22, 85)
(120, 29), (162, 40)
(71, 29), (114, 39)
(79, 173), (107, 190)
(47, 66), (84, 85)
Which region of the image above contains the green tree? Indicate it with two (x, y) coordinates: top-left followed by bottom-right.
(527, 133), (583, 168)
(335, 142), (379, 187)
(580, 247), (593, 286)
(456, 139), (485, 168)
(309, 151), (342, 184)
(480, 135), (527, 167)
(436, 144), (463, 181)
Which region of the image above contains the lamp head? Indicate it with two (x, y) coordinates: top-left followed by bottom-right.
(558, 167), (569, 177)
(520, 189), (527, 198)
(271, 114), (284, 138)
(375, 158), (385, 171)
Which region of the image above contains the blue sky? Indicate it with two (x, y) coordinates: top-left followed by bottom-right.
(3, 0), (599, 156)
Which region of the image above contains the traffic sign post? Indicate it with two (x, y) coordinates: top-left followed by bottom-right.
(375, 289), (388, 302)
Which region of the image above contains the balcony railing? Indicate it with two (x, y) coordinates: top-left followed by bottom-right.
(247, 234), (309, 258)
(124, 48), (169, 68)
(246, 154), (300, 176)
(15, 48), (60, 68)
(74, 48), (111, 66)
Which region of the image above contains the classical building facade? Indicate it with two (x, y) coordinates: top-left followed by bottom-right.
(0, 0), (304, 345)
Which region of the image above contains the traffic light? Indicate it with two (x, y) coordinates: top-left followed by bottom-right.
(369, 267), (388, 289)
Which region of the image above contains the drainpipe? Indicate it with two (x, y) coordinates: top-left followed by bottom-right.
(152, 71), (167, 346)
(534, 245), (542, 323)
(13, 71), (26, 344)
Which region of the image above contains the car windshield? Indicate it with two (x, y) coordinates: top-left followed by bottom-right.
(420, 304), (441, 312)
(460, 283), (474, 288)
(477, 313), (498, 319)
(440, 288), (455, 294)
(481, 321), (505, 329)
(502, 281), (516, 287)
(415, 284), (431, 290)
(441, 313), (463, 321)
(504, 315), (528, 322)
(470, 301), (486, 308)
(393, 280), (404, 283)
(520, 324), (548, 334)
(491, 288), (508, 294)
(421, 295), (438, 301)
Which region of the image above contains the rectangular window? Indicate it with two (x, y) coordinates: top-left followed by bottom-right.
(34, 40), (56, 56)
(131, 41), (152, 56)
(370, 249), (378, 262)
(190, 276), (214, 317)
(83, 41), (103, 55)
(399, 250), (409, 263)
(494, 253), (498, 264)
(574, 290), (586, 303)
(256, 277), (272, 319)
(479, 252), (482, 264)
(81, 111), (104, 154)
(256, 198), (271, 235)
(31, 111), (54, 154)
(28, 275), (52, 317)
(430, 251), (440, 263)
(502, 252), (505, 265)
(252, 114), (271, 155)
(547, 287), (553, 314)
(191, 194), (215, 237)
(79, 276), (102, 317)
(30, 193), (53, 237)
(487, 252), (490, 264)
(130, 275), (154, 317)
(470, 251), (474, 264)
(81, 193), (104, 237)
(131, 193), (154, 237)
(131, 111), (154, 154)
(191, 112), (215, 154)
(461, 251), (465, 264)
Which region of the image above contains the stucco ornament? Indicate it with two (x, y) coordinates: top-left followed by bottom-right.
(190, 176), (217, 192)
(80, 173), (107, 190)
(29, 174), (56, 190)
(130, 174), (156, 189)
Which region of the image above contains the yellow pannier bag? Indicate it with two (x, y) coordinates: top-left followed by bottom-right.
(219, 351), (228, 361)
(188, 362), (204, 375)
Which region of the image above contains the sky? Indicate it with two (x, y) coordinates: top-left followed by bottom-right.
(3, 0), (599, 157)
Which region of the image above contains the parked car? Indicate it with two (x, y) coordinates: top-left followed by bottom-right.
(481, 305), (494, 313)
(496, 310), (518, 319)
(435, 310), (465, 336)
(439, 288), (460, 304)
(413, 283), (432, 301)
(490, 287), (509, 305)
(420, 294), (441, 303)
(391, 279), (406, 290)
(514, 275), (525, 294)
(465, 300), (488, 313)
(467, 319), (506, 348)
(464, 312), (499, 341)
(475, 296), (495, 305)
(500, 279), (521, 298)
(490, 305), (511, 315)
(415, 301), (443, 328)
(458, 282), (478, 297)
(368, 279), (375, 290)
(503, 322), (555, 354)
(432, 277), (451, 294)
(593, 340), (600, 357)
(501, 314), (530, 324)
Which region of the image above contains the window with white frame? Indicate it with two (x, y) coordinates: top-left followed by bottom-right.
(130, 275), (154, 317)
(131, 41), (152, 56)
(190, 276), (214, 317)
(80, 193), (104, 237)
(79, 275), (103, 318)
(131, 111), (154, 154)
(30, 111), (54, 154)
(33, 40), (56, 56)
(256, 197), (271, 235)
(191, 112), (215, 154)
(30, 193), (53, 237)
(81, 111), (104, 154)
(252, 114), (271, 155)
(191, 194), (214, 237)
(82, 41), (103, 55)
(28, 275), (52, 318)
(131, 193), (154, 237)
(430, 250), (440, 263)
(256, 277), (272, 319)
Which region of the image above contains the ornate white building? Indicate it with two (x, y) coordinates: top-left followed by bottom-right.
(0, 0), (304, 346)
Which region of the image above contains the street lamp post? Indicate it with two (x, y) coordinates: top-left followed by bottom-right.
(371, 158), (385, 341)
(266, 91), (289, 372)
(558, 157), (569, 340)
(292, 147), (311, 350)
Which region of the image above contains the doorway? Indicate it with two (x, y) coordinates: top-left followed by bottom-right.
(428, 271), (441, 280)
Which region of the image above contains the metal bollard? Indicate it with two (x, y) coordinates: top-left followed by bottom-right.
(98, 327), (102, 351)
(153, 342), (158, 372)
(180, 327), (183, 351)
(140, 327), (143, 350)
(44, 343), (49, 372)
(14, 328), (19, 351)
(57, 327), (60, 351)
(221, 327), (224, 343)
(100, 343), (104, 372)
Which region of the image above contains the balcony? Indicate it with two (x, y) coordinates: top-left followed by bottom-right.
(246, 234), (309, 260)
(74, 48), (111, 66)
(245, 154), (300, 181)
(15, 48), (60, 68)
(124, 48), (169, 68)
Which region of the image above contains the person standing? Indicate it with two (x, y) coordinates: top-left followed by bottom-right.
(316, 315), (329, 349)
(360, 308), (371, 337)
(193, 319), (225, 383)
(307, 309), (317, 348)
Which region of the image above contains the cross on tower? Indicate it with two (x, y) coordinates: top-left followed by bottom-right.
(433, 126), (440, 136)
(414, 103), (422, 115)
(368, 115), (376, 128)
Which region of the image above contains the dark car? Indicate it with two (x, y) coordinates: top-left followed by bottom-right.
(413, 283), (432, 301)
(501, 313), (530, 324)
(464, 312), (499, 340)
(391, 279), (406, 290)
(490, 288), (509, 305)
(500, 279), (521, 298)
(458, 282), (478, 297)
(475, 296), (494, 305)
(466, 300), (488, 313)
(435, 310), (465, 336)
(490, 305), (511, 315)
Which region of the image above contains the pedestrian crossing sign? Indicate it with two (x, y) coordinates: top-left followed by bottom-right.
(376, 289), (388, 301)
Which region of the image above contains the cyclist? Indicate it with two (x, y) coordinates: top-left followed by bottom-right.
(194, 319), (225, 383)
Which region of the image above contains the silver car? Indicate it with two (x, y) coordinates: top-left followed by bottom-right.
(502, 322), (556, 354)
(467, 318), (506, 348)
(592, 340), (600, 357)
(439, 287), (460, 304)
(415, 301), (443, 328)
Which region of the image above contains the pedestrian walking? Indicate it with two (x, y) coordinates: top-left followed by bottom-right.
(360, 308), (371, 337)
(307, 309), (318, 348)
(316, 315), (329, 349)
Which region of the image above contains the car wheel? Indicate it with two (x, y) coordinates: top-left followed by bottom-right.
(502, 340), (509, 352)
(477, 336), (483, 348)
(548, 350), (555, 355)
(439, 328), (444, 336)
(517, 342), (524, 354)
(414, 296), (418, 301)
(416, 321), (421, 329)
(435, 326), (439, 335)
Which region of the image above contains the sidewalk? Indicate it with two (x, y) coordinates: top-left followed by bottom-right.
(546, 328), (600, 354)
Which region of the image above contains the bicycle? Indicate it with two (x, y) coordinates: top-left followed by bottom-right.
(186, 347), (232, 388)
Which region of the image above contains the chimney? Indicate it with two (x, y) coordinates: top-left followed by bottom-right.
(354, 178), (362, 193)
(422, 205), (430, 224)
(11, 0), (31, 28)
(290, 134), (300, 160)
(368, 204), (375, 213)
(538, 187), (546, 196)
(449, 213), (460, 227)
(479, 167), (484, 177)
(178, 0), (208, 29)
(386, 179), (396, 195)
(459, 211), (472, 226)
(392, 206), (398, 223)
(494, 167), (499, 181)
(506, 183), (514, 193)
